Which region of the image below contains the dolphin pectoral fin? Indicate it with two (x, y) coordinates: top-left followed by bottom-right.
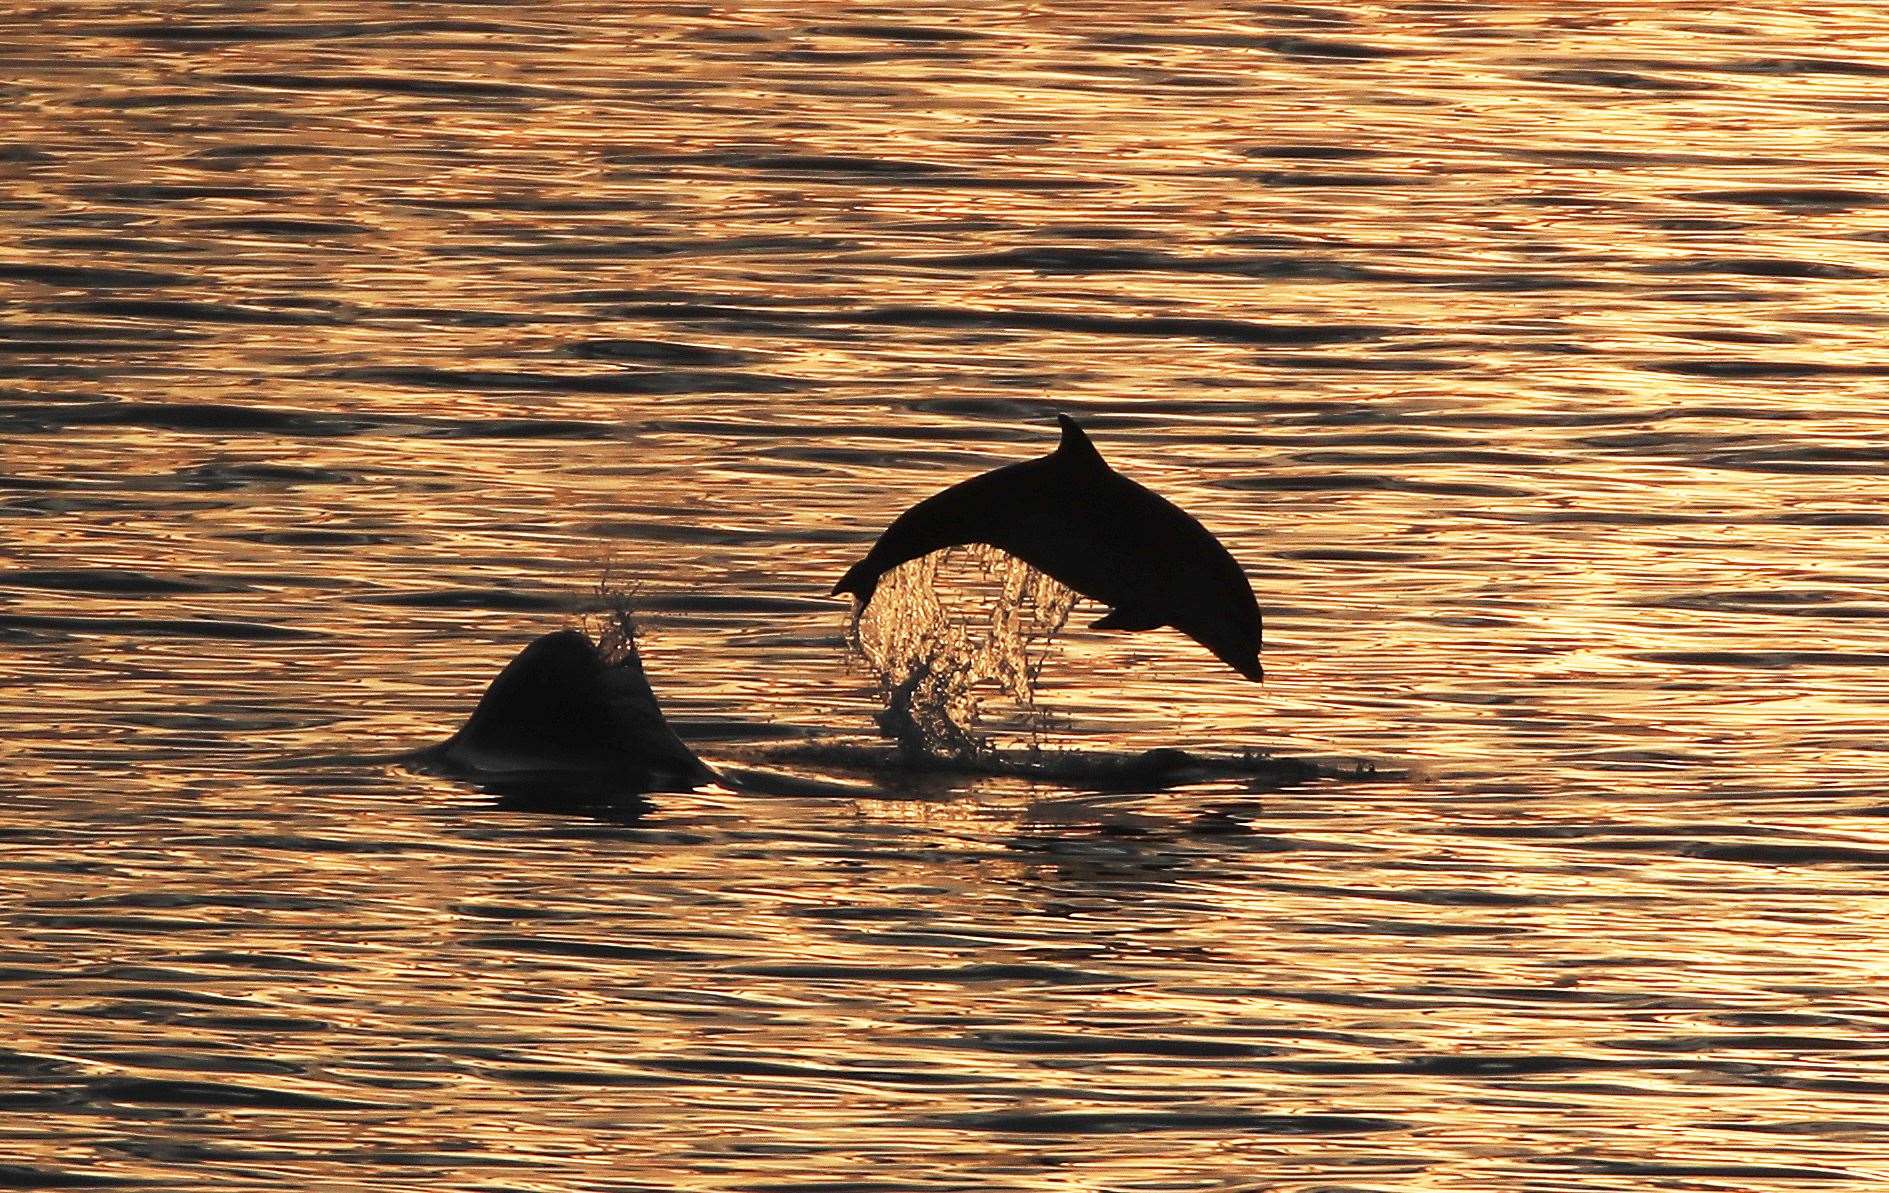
(1090, 606), (1166, 632)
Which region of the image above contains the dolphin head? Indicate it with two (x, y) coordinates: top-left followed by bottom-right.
(1211, 629), (1266, 683)
(1174, 599), (1263, 683)
(1161, 529), (1265, 684)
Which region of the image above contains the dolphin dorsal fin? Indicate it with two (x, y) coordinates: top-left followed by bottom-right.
(1055, 413), (1106, 469)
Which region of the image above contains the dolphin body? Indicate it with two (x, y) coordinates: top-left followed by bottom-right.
(423, 629), (717, 793)
(832, 414), (1264, 681)
(418, 631), (879, 802)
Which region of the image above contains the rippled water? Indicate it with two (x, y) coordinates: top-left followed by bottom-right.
(9, 3), (1889, 1188)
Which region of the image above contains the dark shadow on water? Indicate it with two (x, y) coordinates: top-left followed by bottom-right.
(756, 740), (1331, 794)
(478, 775), (655, 823)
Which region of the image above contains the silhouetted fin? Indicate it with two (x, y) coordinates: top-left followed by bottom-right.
(1055, 411), (1105, 466)
(422, 629), (716, 793)
(1091, 606), (1166, 632)
(833, 414), (1264, 681)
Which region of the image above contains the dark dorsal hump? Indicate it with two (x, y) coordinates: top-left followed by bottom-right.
(1055, 413), (1106, 469)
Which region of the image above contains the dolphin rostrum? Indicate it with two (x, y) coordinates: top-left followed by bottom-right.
(832, 414), (1263, 681)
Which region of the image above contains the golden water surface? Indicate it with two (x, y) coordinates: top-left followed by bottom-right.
(7, 2), (1889, 1188)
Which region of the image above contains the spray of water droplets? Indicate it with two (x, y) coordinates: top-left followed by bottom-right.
(847, 545), (1079, 761)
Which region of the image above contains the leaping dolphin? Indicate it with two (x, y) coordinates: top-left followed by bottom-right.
(832, 414), (1264, 681)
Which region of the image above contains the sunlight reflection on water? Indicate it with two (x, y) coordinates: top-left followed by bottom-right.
(6, 2), (1889, 1189)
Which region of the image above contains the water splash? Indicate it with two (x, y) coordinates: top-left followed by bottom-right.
(585, 565), (644, 670)
(848, 545), (1078, 761)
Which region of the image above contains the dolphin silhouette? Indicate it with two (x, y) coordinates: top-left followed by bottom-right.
(420, 631), (884, 801)
(832, 414), (1264, 681)
(427, 629), (717, 791)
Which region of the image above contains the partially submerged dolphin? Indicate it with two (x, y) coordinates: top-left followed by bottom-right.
(833, 414), (1264, 681)
(419, 630), (877, 802)
(422, 628), (716, 793)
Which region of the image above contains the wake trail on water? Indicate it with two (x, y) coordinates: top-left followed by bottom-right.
(559, 555), (1353, 792)
(823, 547), (1374, 789)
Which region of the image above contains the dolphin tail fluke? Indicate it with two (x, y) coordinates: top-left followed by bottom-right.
(831, 558), (879, 605)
